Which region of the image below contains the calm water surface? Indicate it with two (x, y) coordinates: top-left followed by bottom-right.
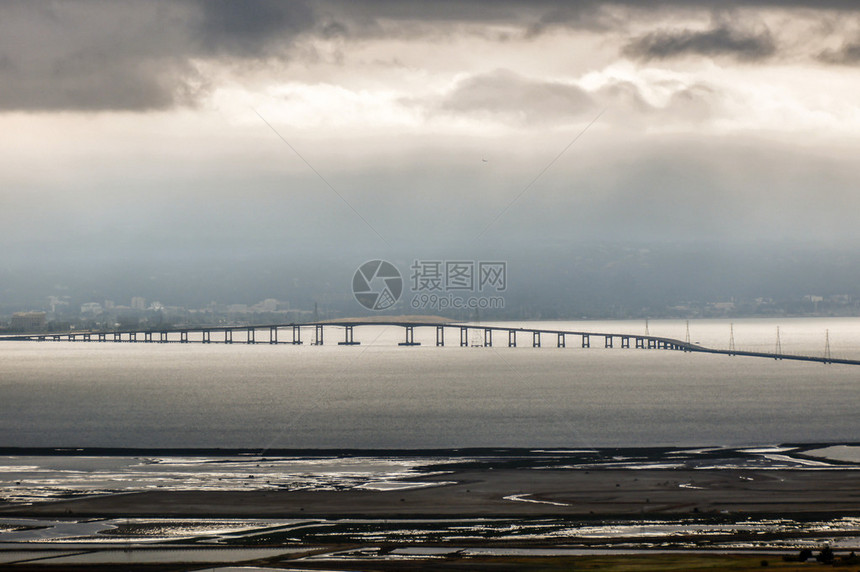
(1, 318), (858, 448)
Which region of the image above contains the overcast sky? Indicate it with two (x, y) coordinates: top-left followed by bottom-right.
(2, 1), (860, 307)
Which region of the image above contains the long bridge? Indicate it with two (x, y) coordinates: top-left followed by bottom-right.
(2, 321), (855, 366)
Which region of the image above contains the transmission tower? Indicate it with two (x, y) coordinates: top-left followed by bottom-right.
(685, 320), (690, 345)
(824, 329), (832, 363)
(775, 326), (782, 356)
(645, 318), (650, 336)
(729, 323), (735, 354)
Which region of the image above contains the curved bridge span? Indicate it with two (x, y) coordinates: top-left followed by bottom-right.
(2, 321), (856, 366)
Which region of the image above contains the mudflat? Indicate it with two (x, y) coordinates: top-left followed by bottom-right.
(3, 469), (858, 519)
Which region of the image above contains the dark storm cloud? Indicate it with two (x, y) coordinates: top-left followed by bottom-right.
(0, 0), (856, 112)
(195, 0), (315, 57)
(326, 0), (860, 22)
(623, 24), (776, 62)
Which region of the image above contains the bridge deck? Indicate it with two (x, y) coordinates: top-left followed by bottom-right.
(1, 321), (855, 366)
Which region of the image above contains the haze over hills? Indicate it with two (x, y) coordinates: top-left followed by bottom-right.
(3, 241), (859, 323)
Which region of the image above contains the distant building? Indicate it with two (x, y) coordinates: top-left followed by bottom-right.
(10, 312), (47, 332)
(131, 297), (146, 310)
(47, 296), (69, 313)
(80, 302), (103, 315)
(250, 298), (281, 313)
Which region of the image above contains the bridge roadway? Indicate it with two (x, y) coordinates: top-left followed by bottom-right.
(3, 320), (856, 365)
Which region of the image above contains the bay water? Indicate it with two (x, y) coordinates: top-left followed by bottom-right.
(1, 318), (857, 449)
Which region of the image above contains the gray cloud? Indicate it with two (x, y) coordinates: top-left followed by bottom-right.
(436, 70), (595, 124)
(0, 1), (196, 111)
(818, 38), (860, 64)
(429, 72), (722, 128)
(0, 53), (207, 112)
(623, 24), (777, 62)
(0, 0), (316, 112)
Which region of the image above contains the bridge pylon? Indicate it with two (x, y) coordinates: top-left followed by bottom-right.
(399, 325), (420, 346)
(338, 325), (359, 346)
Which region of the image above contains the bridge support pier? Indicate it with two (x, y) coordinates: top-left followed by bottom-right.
(648, 339), (656, 349)
(203, 330), (210, 344)
(247, 328), (255, 345)
(558, 333), (565, 348)
(181, 331), (188, 343)
(605, 335), (613, 348)
(145, 331), (152, 343)
(225, 330), (233, 344)
(635, 337), (644, 349)
(314, 324), (324, 346)
(483, 328), (492, 347)
(399, 325), (420, 346)
(130, 332), (137, 343)
(460, 327), (468, 347)
(508, 330), (516, 347)
(339, 325), (360, 345)
(292, 325), (303, 345)
(533, 331), (541, 348)
(52, 335), (60, 342)
(98, 333), (106, 342)
(160, 331), (168, 343)
(83, 334), (91, 342)
(436, 326), (444, 347)
(581, 334), (590, 348)
(621, 336), (629, 348)
(269, 327), (278, 344)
